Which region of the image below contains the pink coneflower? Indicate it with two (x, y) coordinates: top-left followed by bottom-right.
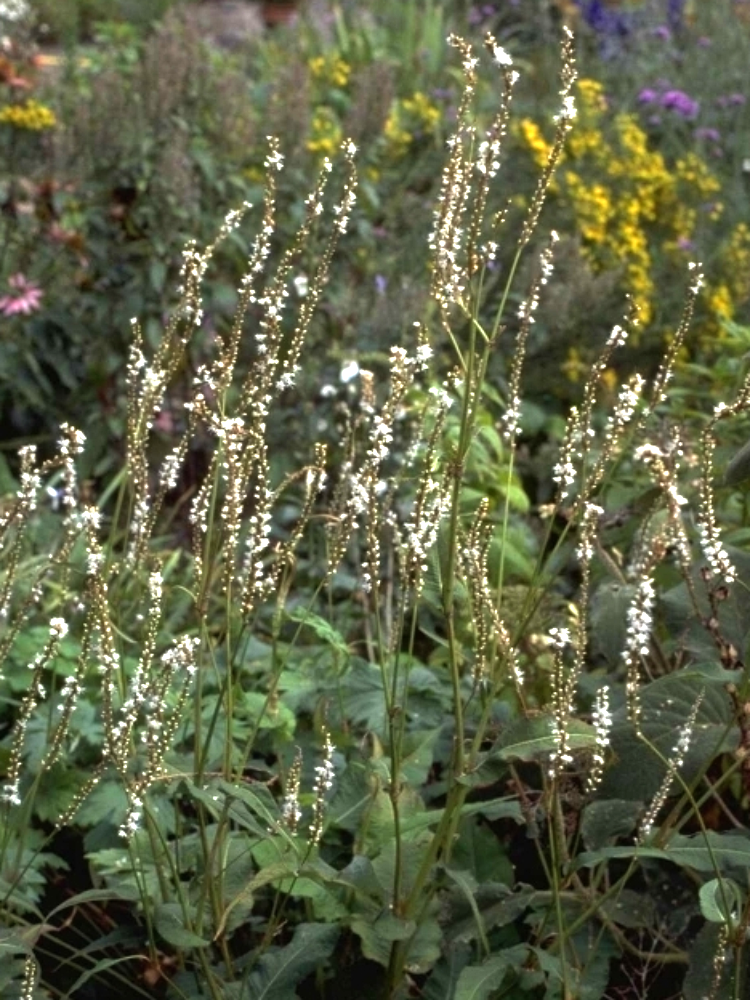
(0, 273), (43, 316)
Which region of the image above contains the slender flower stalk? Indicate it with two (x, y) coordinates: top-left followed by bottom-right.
(309, 729), (335, 847)
(638, 691), (704, 842)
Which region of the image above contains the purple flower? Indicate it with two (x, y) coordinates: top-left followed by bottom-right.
(575, 0), (631, 34)
(697, 36), (712, 47)
(652, 25), (671, 41)
(667, 0), (685, 30)
(374, 274), (387, 296)
(660, 89), (699, 119)
(677, 236), (694, 251)
(468, 3), (496, 25)
(638, 88), (658, 104)
(716, 92), (746, 108)
(694, 127), (721, 143)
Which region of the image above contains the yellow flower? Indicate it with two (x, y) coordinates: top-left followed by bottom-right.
(707, 283), (733, 321)
(308, 54), (350, 89)
(722, 222), (750, 303)
(567, 127), (603, 161)
(0, 99), (57, 131)
(519, 118), (552, 168)
(562, 347), (589, 383)
(674, 151), (721, 200)
(382, 92), (441, 160)
(564, 172), (612, 244)
(577, 78), (607, 113)
(307, 106), (342, 159)
(519, 72), (727, 342)
(401, 91), (440, 130)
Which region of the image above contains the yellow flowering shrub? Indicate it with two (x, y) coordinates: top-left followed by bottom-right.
(308, 55), (351, 90)
(519, 118), (552, 169)
(517, 76), (745, 351)
(383, 91), (441, 159)
(304, 53), (351, 162)
(306, 106), (342, 159)
(0, 99), (56, 131)
(721, 222), (750, 305)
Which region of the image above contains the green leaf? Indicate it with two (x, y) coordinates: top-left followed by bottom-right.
(33, 766), (90, 824)
(246, 923), (339, 1000)
(699, 877), (743, 926)
(337, 659), (388, 732)
(327, 755), (376, 833)
(352, 911), (415, 966)
(400, 797), (522, 835)
(219, 835), (260, 934)
(363, 784), (426, 855)
(502, 481), (530, 514)
(445, 885), (536, 946)
(600, 672), (737, 801)
(451, 818), (513, 886)
(576, 831), (750, 874)
(589, 581), (634, 666)
(494, 715), (596, 761)
(454, 954), (511, 999)
(285, 608), (350, 659)
(597, 890), (655, 929)
(334, 855), (385, 903)
(216, 854), (339, 940)
(580, 800), (642, 851)
(422, 946), (472, 1000)
(400, 728), (440, 786)
(74, 779), (128, 828)
(443, 868), (487, 954)
(153, 903), (211, 949)
(568, 926), (620, 1000)
(62, 956), (142, 998)
(47, 886), (139, 921)
(216, 779), (283, 828)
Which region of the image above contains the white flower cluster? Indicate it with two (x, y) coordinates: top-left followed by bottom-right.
(609, 373), (643, 432)
(548, 626), (571, 651)
(491, 43), (513, 67)
(552, 407), (593, 501)
(553, 29), (577, 125)
(309, 730), (335, 846)
(241, 480), (277, 612)
(697, 522), (737, 585)
(476, 137), (502, 177)
(639, 691), (703, 842)
(332, 140), (358, 234)
(635, 443), (688, 510)
(623, 576), (655, 661)
(281, 748), (303, 833)
(17, 444), (40, 514)
(587, 685), (612, 793)
(49, 617), (68, 639)
(576, 503), (603, 565)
